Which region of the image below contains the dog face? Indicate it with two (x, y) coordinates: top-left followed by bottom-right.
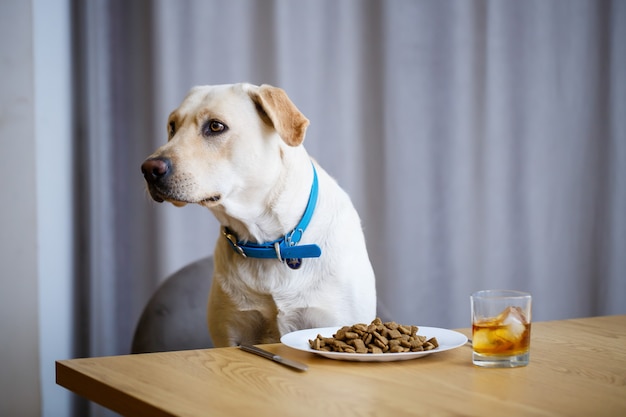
(141, 83), (309, 211)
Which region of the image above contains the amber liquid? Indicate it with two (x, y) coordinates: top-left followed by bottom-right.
(472, 320), (531, 356)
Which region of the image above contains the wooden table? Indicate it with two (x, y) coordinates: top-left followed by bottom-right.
(56, 315), (626, 417)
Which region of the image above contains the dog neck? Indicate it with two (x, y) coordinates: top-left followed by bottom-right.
(221, 162), (322, 267)
(209, 148), (315, 244)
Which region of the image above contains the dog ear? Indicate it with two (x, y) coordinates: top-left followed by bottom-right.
(250, 85), (310, 146)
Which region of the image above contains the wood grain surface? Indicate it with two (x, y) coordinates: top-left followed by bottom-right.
(56, 315), (626, 417)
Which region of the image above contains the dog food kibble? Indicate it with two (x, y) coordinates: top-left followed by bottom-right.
(309, 318), (439, 354)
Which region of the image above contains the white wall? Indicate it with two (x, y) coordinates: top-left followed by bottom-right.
(34, 0), (74, 416)
(0, 1), (73, 416)
(0, 0), (42, 415)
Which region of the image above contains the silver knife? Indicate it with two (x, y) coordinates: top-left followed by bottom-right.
(239, 344), (308, 372)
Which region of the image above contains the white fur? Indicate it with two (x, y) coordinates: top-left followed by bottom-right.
(143, 83), (376, 347)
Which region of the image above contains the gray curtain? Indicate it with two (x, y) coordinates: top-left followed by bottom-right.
(74, 0), (625, 377)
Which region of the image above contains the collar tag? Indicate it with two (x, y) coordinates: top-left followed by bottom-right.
(286, 258), (303, 270)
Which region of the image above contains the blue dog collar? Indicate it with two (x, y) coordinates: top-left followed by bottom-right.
(223, 163), (322, 269)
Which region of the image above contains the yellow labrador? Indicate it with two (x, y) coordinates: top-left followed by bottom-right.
(142, 83), (376, 347)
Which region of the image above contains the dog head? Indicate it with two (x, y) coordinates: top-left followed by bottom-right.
(141, 83), (309, 211)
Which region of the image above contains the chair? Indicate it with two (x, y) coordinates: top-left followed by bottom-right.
(131, 256), (215, 353)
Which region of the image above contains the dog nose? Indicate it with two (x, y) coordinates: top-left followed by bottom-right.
(141, 158), (171, 182)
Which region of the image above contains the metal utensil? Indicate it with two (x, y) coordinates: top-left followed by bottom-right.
(239, 344), (308, 372)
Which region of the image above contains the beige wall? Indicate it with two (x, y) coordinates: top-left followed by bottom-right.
(0, 1), (42, 415)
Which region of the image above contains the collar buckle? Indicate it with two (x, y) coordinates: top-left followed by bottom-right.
(285, 228), (304, 247)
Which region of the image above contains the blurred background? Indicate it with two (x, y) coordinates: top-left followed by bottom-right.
(1, 0), (624, 416)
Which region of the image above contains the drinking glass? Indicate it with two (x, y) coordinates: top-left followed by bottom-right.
(470, 290), (532, 367)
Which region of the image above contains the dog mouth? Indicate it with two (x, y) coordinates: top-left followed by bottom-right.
(200, 195), (222, 205)
(147, 184), (221, 206)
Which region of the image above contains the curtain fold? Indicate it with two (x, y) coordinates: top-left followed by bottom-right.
(74, 0), (625, 381)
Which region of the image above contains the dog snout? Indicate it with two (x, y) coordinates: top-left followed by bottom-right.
(141, 158), (171, 183)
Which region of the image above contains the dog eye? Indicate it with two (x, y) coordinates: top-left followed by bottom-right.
(202, 120), (227, 136)
(168, 121), (176, 138)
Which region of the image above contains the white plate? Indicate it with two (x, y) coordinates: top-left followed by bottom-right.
(280, 326), (468, 362)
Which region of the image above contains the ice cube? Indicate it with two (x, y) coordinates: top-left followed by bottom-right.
(496, 306), (527, 342)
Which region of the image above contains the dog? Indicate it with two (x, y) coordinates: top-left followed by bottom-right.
(141, 83), (376, 347)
